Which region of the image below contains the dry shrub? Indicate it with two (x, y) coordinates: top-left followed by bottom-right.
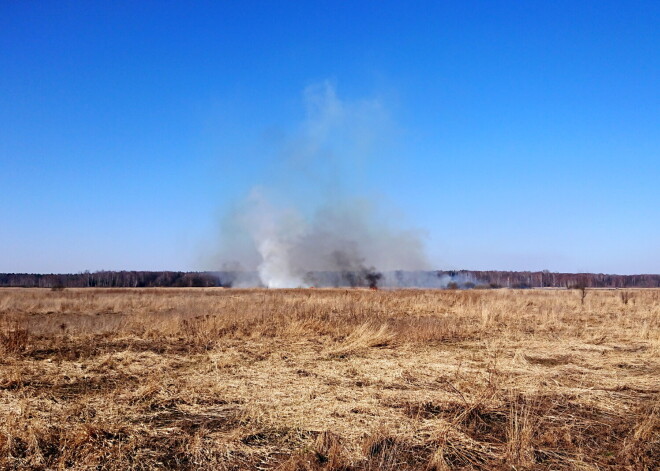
(504, 394), (536, 468)
(326, 322), (395, 358)
(275, 431), (350, 471)
(361, 429), (416, 470)
(0, 319), (29, 354)
(619, 402), (660, 469)
(430, 424), (498, 470)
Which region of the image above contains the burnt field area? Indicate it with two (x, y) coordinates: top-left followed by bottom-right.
(0, 288), (658, 470)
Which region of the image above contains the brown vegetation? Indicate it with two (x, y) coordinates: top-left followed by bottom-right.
(0, 288), (658, 470)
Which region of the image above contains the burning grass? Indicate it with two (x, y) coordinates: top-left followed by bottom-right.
(0, 287), (658, 470)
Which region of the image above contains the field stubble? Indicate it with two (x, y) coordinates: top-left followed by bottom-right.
(0, 288), (658, 470)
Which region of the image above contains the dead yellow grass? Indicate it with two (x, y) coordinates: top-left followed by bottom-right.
(0, 287), (658, 470)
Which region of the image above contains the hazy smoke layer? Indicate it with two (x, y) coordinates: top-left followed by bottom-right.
(211, 270), (481, 290)
(218, 82), (428, 288)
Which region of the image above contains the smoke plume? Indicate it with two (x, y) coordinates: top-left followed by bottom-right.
(217, 82), (429, 288)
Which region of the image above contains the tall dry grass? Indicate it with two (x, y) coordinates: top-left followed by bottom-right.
(0, 287), (658, 469)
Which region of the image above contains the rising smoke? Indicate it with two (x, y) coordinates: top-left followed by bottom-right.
(216, 82), (430, 288)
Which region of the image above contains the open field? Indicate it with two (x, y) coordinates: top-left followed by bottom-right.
(0, 288), (658, 470)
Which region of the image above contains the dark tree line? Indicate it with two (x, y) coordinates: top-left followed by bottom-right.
(0, 270), (658, 288)
(0, 271), (219, 288)
(448, 270), (660, 289)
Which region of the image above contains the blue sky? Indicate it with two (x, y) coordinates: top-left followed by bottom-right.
(1, 1), (658, 274)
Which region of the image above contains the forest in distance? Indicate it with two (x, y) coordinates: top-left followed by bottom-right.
(1, 270), (659, 289)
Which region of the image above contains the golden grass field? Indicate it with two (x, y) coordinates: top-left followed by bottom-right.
(0, 287), (658, 470)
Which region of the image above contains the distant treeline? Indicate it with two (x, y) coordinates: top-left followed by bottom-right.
(1, 270), (659, 288)
(462, 270), (660, 289)
(0, 271), (219, 288)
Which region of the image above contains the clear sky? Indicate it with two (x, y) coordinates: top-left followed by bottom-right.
(1, 1), (658, 275)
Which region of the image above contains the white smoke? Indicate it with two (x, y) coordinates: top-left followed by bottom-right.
(217, 81), (429, 288)
(239, 190), (307, 287)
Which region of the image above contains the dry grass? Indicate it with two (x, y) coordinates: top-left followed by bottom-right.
(0, 287), (658, 470)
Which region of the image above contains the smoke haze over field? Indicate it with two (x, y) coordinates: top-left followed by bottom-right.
(216, 82), (429, 288)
